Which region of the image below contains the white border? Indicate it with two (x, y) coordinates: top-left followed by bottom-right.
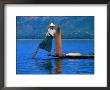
(5, 4), (107, 87)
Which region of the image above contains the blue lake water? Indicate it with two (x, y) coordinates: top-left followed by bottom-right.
(16, 39), (94, 74)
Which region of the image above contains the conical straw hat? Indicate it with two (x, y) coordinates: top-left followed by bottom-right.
(49, 22), (55, 26)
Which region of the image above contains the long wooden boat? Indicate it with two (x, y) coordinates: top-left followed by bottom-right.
(50, 54), (94, 59)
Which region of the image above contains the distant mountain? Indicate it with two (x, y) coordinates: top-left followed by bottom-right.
(16, 16), (94, 39)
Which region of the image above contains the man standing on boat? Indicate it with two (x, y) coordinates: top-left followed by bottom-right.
(32, 22), (56, 59)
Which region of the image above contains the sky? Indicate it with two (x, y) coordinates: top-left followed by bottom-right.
(16, 16), (94, 39)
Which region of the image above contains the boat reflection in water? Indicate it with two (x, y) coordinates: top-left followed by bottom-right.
(32, 56), (94, 74)
(32, 57), (62, 74)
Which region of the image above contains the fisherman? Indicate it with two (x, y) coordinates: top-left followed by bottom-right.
(32, 22), (56, 59)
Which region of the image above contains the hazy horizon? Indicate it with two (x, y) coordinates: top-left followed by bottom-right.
(16, 16), (94, 39)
